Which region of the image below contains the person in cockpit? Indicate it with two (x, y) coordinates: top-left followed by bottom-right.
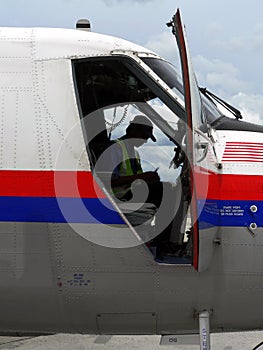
(102, 115), (183, 260)
(109, 115), (162, 206)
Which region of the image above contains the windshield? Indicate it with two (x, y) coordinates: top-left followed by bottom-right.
(142, 57), (184, 101)
(202, 95), (223, 124)
(142, 57), (223, 125)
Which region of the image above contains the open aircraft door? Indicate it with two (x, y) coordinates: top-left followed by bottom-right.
(171, 10), (220, 271)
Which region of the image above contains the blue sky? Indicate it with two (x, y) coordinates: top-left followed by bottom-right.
(1, 0), (263, 123)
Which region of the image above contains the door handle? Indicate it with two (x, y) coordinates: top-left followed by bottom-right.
(196, 142), (208, 162)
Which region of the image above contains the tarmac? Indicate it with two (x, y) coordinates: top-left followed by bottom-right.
(0, 332), (263, 350)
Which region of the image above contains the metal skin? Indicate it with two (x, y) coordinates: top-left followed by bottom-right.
(0, 11), (262, 339)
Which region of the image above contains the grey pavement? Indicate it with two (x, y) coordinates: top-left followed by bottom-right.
(0, 332), (262, 350)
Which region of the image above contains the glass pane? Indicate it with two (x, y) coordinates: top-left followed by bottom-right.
(103, 102), (182, 184)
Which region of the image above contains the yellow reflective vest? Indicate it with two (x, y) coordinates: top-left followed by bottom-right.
(112, 139), (142, 199)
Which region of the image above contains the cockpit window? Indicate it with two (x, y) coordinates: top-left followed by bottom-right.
(73, 57), (185, 147)
(202, 94), (223, 124)
(74, 58), (155, 116)
(142, 57), (223, 125)
(142, 57), (184, 102)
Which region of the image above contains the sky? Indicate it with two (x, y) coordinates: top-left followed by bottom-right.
(1, 0), (263, 124)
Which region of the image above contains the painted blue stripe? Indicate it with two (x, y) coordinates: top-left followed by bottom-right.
(0, 197), (125, 224)
(3, 196), (260, 228)
(198, 199), (263, 229)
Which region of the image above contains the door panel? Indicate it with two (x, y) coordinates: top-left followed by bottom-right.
(172, 10), (218, 271)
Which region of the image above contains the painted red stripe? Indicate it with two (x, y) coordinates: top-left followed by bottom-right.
(224, 149), (263, 152)
(223, 154), (263, 157)
(222, 159), (263, 163)
(226, 142), (263, 146)
(226, 146), (263, 148)
(226, 150), (263, 153)
(223, 156), (263, 160)
(194, 170), (263, 201)
(0, 170), (106, 198)
(225, 147), (263, 151)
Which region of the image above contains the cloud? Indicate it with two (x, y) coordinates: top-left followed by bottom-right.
(193, 55), (249, 95)
(206, 21), (224, 38)
(252, 25), (263, 52)
(102, 0), (155, 5)
(231, 92), (263, 125)
(205, 30), (246, 54)
(144, 33), (251, 96)
(144, 31), (179, 64)
(205, 20), (263, 56)
(193, 56), (263, 124)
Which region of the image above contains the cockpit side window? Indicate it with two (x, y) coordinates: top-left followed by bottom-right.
(142, 57), (224, 127)
(142, 57), (184, 100)
(74, 58), (156, 116)
(73, 58), (157, 165)
(73, 57), (185, 165)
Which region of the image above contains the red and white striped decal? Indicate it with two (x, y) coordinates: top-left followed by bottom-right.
(222, 142), (263, 162)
